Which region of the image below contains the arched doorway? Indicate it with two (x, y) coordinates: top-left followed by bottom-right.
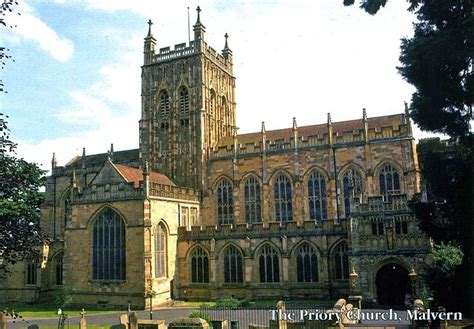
(376, 263), (410, 307)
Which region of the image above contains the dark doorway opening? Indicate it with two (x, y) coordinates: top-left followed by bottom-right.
(376, 263), (410, 307)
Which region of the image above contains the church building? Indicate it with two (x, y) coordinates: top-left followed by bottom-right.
(0, 8), (431, 309)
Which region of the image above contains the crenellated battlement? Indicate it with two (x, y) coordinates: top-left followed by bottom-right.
(150, 41), (197, 64)
(149, 182), (200, 202)
(211, 116), (411, 159)
(178, 218), (347, 240)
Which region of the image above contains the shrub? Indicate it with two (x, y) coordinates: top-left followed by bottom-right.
(189, 310), (213, 327)
(214, 298), (241, 308)
(52, 288), (72, 308)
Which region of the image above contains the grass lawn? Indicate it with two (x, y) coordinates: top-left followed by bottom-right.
(1, 303), (121, 318)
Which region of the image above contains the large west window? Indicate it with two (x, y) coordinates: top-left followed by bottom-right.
(296, 243), (319, 282)
(190, 247), (209, 283)
(223, 245), (243, 284)
(259, 245), (280, 283)
(274, 174), (293, 222)
(92, 209), (126, 281)
(244, 176), (261, 223)
(155, 223), (167, 278)
(308, 171), (327, 222)
(216, 179), (233, 225)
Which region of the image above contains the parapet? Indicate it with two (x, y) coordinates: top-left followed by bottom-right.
(178, 218), (347, 240)
(351, 194), (409, 214)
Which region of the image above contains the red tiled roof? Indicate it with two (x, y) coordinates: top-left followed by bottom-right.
(218, 114), (405, 147)
(114, 164), (175, 186)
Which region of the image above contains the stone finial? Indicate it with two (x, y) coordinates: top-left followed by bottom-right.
(261, 121), (266, 134)
(224, 33), (229, 49)
(292, 117), (297, 130)
(71, 168), (77, 188)
(51, 152), (57, 170)
(327, 112), (332, 126)
(110, 143), (114, 154)
(362, 108), (367, 121)
(146, 19), (153, 38)
(195, 6), (202, 24)
(82, 147), (86, 157)
(404, 101), (412, 135)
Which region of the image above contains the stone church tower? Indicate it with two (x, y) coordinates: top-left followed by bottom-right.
(139, 7), (237, 189)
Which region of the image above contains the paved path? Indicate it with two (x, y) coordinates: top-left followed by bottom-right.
(8, 308), (414, 328)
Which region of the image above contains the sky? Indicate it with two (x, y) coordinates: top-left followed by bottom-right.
(2, 0), (443, 172)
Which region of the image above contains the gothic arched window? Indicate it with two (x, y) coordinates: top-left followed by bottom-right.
(159, 90), (170, 117)
(274, 174), (293, 222)
(379, 163), (400, 197)
(334, 242), (349, 280)
(190, 247), (209, 283)
(179, 87), (190, 115)
(244, 176), (261, 224)
(296, 243), (319, 282)
(259, 245), (280, 283)
(154, 223), (167, 278)
(216, 179), (233, 225)
(26, 260), (38, 286)
(92, 209), (126, 281)
(223, 245), (243, 283)
(342, 168), (363, 218)
(54, 252), (64, 285)
(308, 170), (327, 223)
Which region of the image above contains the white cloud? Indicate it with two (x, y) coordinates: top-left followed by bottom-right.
(5, 1), (74, 62)
(55, 91), (112, 125)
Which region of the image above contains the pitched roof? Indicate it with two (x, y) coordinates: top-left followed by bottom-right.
(114, 164), (176, 186)
(218, 114), (405, 147)
(66, 149), (139, 167)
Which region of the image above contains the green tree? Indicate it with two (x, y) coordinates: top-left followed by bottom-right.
(344, 0), (473, 138)
(0, 113), (48, 273)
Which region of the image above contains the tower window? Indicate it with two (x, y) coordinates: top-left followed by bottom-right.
(274, 174), (293, 222)
(379, 163), (400, 197)
(223, 245), (243, 284)
(160, 122), (170, 130)
(259, 245), (280, 283)
(180, 119), (190, 127)
(159, 90), (170, 117)
(308, 170), (327, 223)
(296, 243), (319, 282)
(216, 179), (233, 225)
(371, 219), (384, 235)
(244, 176), (262, 224)
(190, 247), (209, 283)
(179, 87), (190, 115)
(342, 167), (363, 218)
(92, 208), (126, 281)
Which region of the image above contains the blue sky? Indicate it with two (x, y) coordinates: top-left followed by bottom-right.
(2, 0), (442, 171)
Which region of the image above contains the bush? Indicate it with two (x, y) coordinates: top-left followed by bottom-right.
(52, 288), (72, 308)
(214, 298), (242, 308)
(189, 310), (213, 327)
